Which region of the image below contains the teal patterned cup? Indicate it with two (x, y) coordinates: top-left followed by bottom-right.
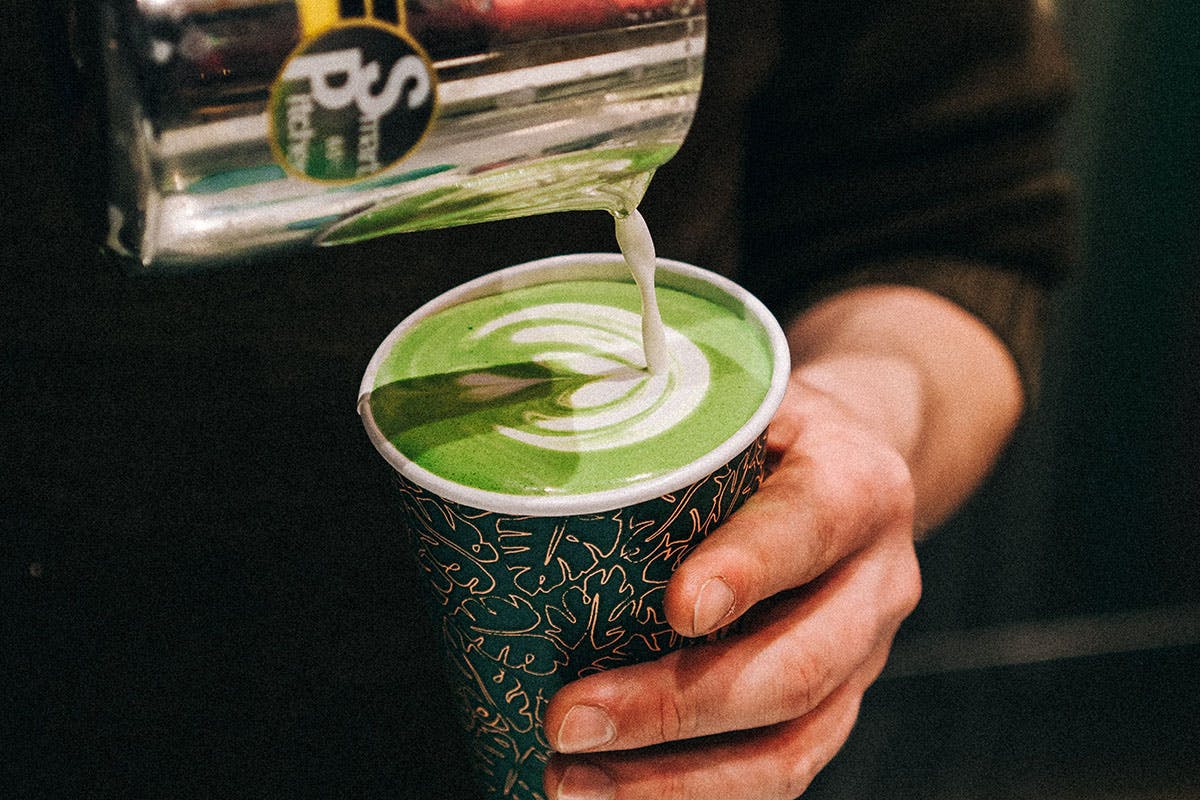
(358, 255), (789, 799)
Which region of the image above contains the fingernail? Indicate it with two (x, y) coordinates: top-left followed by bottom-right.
(556, 763), (616, 800)
(692, 576), (735, 635)
(556, 705), (616, 752)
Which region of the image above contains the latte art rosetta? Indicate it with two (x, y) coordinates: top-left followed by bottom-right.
(366, 276), (772, 497)
(461, 302), (709, 452)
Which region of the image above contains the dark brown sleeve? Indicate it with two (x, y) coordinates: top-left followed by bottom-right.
(739, 0), (1077, 402)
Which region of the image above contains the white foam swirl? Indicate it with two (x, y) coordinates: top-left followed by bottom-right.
(463, 302), (709, 452)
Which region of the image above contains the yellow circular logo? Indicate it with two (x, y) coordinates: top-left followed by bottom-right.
(269, 21), (437, 183)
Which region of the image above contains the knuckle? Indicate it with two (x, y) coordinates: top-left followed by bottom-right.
(770, 739), (824, 800)
(883, 534), (923, 618)
(659, 775), (691, 800)
(897, 545), (923, 614)
(871, 445), (916, 524)
(779, 649), (827, 716)
(776, 703), (861, 798)
(780, 755), (820, 799)
(806, 439), (915, 545)
(654, 685), (696, 743)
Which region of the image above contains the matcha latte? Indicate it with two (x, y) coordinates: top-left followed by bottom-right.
(359, 254), (789, 515)
(357, 253), (789, 799)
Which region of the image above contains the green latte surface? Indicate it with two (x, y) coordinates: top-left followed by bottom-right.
(368, 279), (773, 496)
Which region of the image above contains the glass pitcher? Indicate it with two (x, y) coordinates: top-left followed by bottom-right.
(84, 0), (706, 272)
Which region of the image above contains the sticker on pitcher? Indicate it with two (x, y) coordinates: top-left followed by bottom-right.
(268, 19), (438, 182)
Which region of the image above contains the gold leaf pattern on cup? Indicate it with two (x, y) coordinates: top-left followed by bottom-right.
(391, 432), (768, 800)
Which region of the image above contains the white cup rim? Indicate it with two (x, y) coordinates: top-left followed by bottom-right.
(358, 253), (791, 516)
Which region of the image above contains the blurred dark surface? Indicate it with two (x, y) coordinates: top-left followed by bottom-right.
(4, 1), (1198, 799)
(817, 644), (1200, 800)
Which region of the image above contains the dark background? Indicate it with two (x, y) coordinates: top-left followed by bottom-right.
(4, 1), (1197, 798)
(907, 0), (1199, 635)
(811, 4), (1200, 797)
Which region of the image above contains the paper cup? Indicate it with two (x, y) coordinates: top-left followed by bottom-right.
(359, 254), (789, 799)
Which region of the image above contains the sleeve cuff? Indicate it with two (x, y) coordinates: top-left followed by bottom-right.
(784, 258), (1052, 407)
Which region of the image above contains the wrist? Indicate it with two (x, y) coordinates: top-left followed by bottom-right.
(783, 283), (1023, 531)
(790, 354), (926, 465)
